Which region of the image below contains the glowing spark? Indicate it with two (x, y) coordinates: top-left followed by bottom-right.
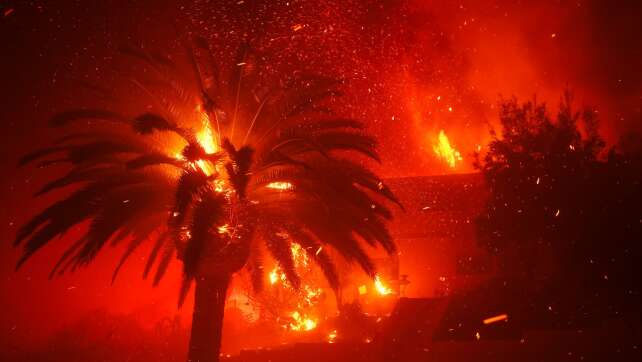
(315, 246), (323, 255)
(291, 24), (304, 32)
(374, 274), (393, 296)
(266, 181), (294, 191)
(555, 209), (560, 217)
(433, 130), (462, 168)
(483, 314), (508, 325)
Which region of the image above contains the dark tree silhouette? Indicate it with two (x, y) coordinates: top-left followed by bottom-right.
(475, 94), (641, 323)
(15, 41), (400, 362)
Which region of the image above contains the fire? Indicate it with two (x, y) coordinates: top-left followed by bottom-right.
(269, 267), (286, 285)
(289, 311), (317, 331)
(266, 241), (324, 333)
(433, 130), (462, 168)
(374, 274), (393, 296)
(196, 110), (218, 154)
(268, 242), (309, 286)
(266, 181), (294, 191)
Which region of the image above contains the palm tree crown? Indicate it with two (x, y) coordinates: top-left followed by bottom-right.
(15, 41), (401, 308)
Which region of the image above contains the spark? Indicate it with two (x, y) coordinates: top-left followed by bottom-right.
(483, 314), (508, 324)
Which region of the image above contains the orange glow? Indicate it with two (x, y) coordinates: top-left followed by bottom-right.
(483, 314), (508, 325)
(358, 285), (368, 295)
(374, 274), (393, 296)
(266, 181), (294, 191)
(433, 130), (462, 168)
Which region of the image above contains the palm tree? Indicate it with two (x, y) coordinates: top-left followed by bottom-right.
(15, 40), (400, 362)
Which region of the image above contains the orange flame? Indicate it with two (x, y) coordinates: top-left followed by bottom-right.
(374, 274), (393, 296)
(289, 311), (317, 331)
(433, 130), (462, 168)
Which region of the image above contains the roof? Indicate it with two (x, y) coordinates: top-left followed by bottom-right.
(384, 173), (487, 239)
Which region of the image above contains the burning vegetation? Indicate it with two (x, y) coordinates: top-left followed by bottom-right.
(433, 130), (462, 168)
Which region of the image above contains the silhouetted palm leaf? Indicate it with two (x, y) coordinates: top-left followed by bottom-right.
(17, 42), (400, 316)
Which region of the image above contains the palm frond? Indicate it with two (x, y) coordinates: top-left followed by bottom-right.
(263, 227), (301, 289)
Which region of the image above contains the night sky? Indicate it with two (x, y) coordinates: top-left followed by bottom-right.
(1, 0), (641, 355)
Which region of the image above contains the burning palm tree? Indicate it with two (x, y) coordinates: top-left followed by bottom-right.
(15, 40), (400, 362)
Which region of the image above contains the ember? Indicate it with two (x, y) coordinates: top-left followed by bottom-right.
(483, 314), (508, 325)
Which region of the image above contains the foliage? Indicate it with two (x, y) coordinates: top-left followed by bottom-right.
(475, 94), (641, 316)
(15, 40), (400, 305)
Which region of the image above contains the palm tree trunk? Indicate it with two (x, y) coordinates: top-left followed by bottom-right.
(188, 274), (231, 362)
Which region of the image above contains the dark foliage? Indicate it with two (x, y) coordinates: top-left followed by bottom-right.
(475, 94), (642, 320)
(15, 40), (399, 303)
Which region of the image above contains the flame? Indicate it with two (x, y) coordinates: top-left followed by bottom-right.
(289, 311), (317, 331)
(268, 243), (309, 286)
(266, 181), (294, 191)
(217, 224), (231, 236)
(433, 130), (462, 168)
(266, 241), (324, 333)
(374, 274), (393, 296)
(196, 110), (218, 154)
(269, 267), (286, 285)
